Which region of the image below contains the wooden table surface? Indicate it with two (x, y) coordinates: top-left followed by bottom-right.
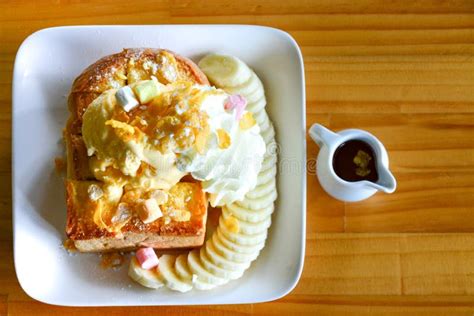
(1, 1), (473, 315)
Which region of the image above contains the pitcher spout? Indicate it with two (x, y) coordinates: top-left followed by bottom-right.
(366, 167), (397, 194)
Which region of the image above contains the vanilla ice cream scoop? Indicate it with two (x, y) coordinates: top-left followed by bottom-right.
(82, 86), (185, 191)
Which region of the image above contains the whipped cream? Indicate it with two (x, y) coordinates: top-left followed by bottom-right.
(177, 88), (266, 207)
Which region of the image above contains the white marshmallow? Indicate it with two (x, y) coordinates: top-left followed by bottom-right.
(115, 86), (139, 112)
(139, 198), (163, 224)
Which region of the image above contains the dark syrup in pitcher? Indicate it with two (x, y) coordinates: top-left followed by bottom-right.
(332, 140), (378, 182)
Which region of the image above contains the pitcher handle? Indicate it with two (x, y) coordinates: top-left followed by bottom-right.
(309, 124), (340, 148)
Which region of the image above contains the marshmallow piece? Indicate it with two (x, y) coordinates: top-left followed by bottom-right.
(87, 184), (103, 201)
(115, 86), (139, 112)
(138, 198), (163, 224)
(136, 247), (159, 270)
(224, 94), (247, 120)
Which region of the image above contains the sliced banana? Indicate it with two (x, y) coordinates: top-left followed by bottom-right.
(246, 177), (276, 199)
(175, 253), (193, 282)
(199, 246), (244, 280)
(256, 165), (277, 186)
(236, 190), (277, 211)
(247, 97), (266, 113)
(242, 84), (265, 104)
(217, 225), (267, 246)
(254, 110), (269, 126)
(225, 203), (273, 222)
(259, 116), (271, 132)
(261, 124), (275, 143)
(198, 54), (252, 87)
(187, 249), (228, 286)
(225, 72), (263, 96)
(216, 228), (266, 254)
(193, 278), (218, 290)
(157, 255), (193, 293)
(221, 210), (271, 234)
(204, 239), (251, 271)
(128, 257), (164, 289)
(211, 233), (260, 263)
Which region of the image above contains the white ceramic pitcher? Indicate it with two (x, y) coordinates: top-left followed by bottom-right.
(309, 124), (396, 202)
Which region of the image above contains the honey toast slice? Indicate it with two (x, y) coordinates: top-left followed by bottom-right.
(64, 48), (210, 252)
(66, 181), (207, 252)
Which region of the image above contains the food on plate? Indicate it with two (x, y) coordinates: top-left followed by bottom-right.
(65, 49), (211, 251)
(62, 49), (277, 291)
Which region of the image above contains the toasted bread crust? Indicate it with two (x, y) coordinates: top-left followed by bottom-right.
(67, 48), (209, 135)
(66, 180), (207, 252)
(65, 49), (210, 252)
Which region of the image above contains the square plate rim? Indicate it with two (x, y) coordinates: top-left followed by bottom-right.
(12, 24), (307, 306)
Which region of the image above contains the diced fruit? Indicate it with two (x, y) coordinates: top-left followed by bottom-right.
(239, 112), (256, 130)
(195, 130), (208, 154)
(133, 80), (162, 104)
(217, 129), (231, 149)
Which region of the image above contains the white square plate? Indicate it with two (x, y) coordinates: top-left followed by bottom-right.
(13, 25), (306, 306)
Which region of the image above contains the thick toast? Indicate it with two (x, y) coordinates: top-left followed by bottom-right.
(65, 48), (209, 252)
(66, 181), (207, 252)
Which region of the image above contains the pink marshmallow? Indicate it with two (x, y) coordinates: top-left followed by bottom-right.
(224, 94), (247, 120)
(135, 247), (159, 270)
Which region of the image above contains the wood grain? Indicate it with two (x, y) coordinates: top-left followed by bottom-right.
(1, 0), (474, 315)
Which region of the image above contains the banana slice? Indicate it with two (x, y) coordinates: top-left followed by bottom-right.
(254, 110), (269, 126)
(259, 117), (271, 133)
(187, 249), (228, 286)
(256, 165), (277, 186)
(225, 72), (263, 97)
(128, 257), (164, 289)
(204, 239), (251, 271)
(193, 278), (218, 290)
(225, 203), (273, 222)
(264, 152), (279, 169)
(221, 210), (271, 234)
(176, 251), (211, 290)
(236, 190), (277, 211)
(246, 177), (276, 199)
(199, 246), (244, 280)
(264, 145), (278, 163)
(211, 233), (260, 263)
(175, 253), (193, 282)
(247, 97), (266, 114)
(242, 84), (265, 104)
(261, 124), (275, 144)
(216, 227), (266, 254)
(217, 225), (268, 246)
(157, 255), (193, 293)
(198, 54), (252, 87)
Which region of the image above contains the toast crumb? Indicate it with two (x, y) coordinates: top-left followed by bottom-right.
(100, 252), (126, 269)
(54, 157), (66, 174)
